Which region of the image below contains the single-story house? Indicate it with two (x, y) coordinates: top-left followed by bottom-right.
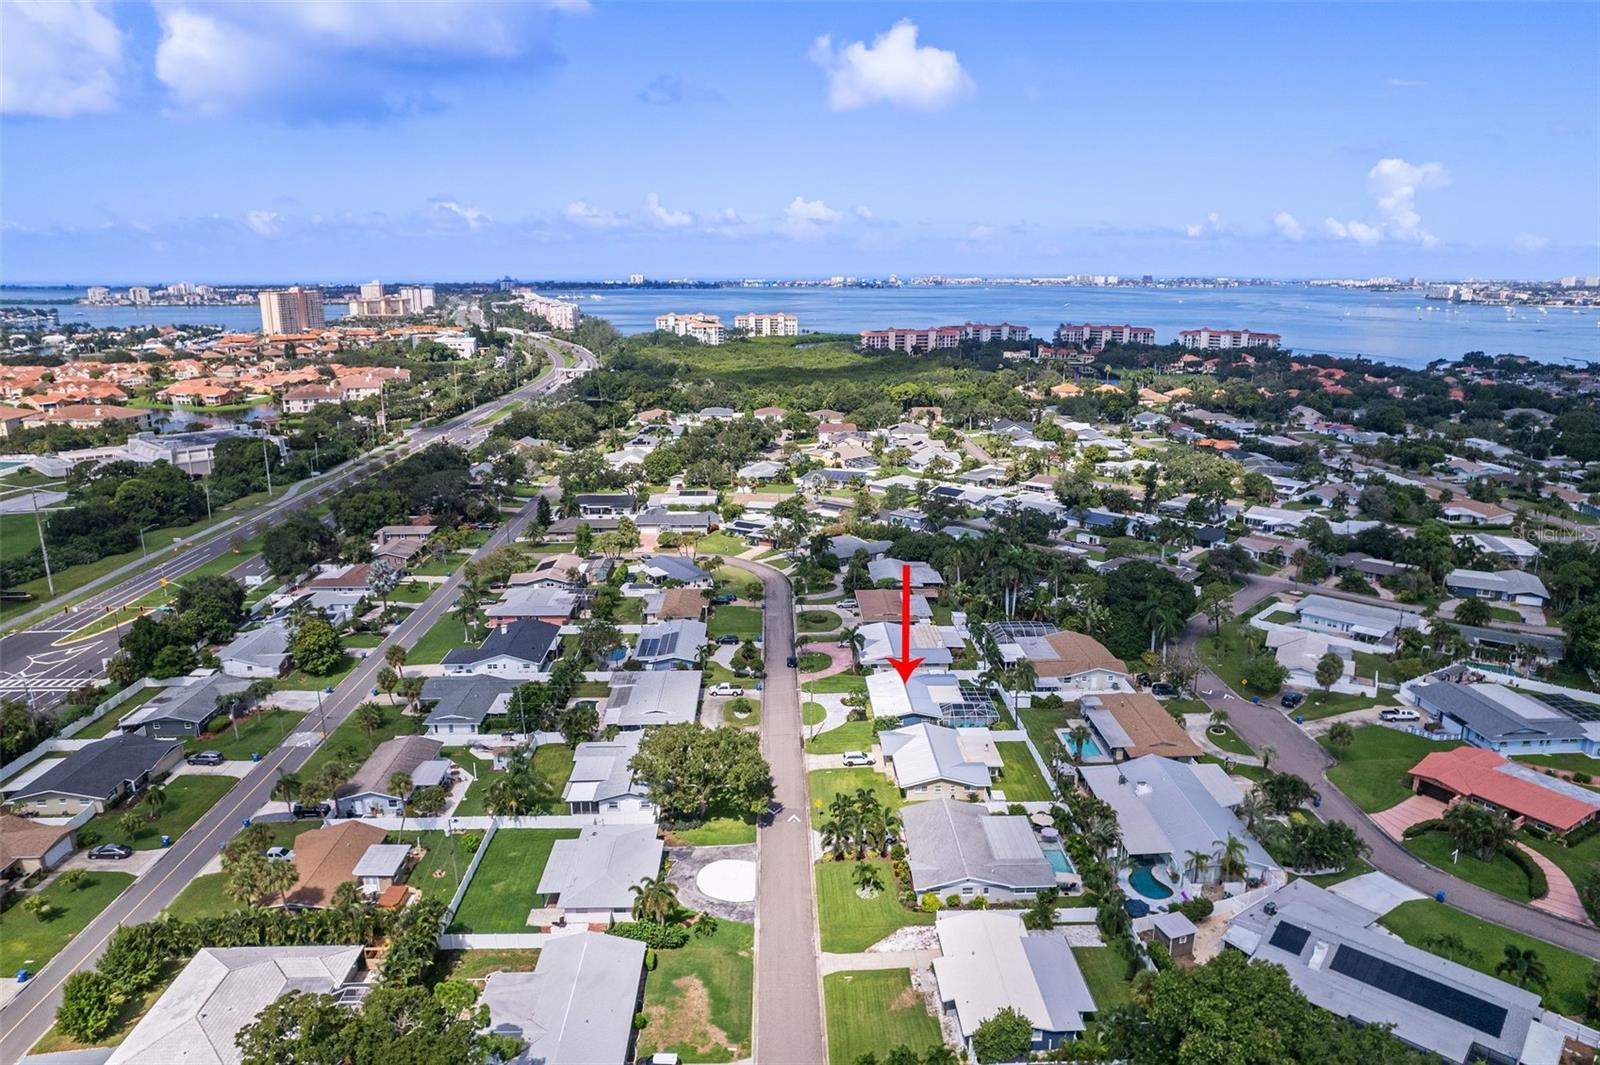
(867, 672), (1000, 729)
(902, 799), (1056, 901)
(633, 618), (707, 670)
(869, 557), (946, 590)
(635, 555), (712, 587)
(1079, 692), (1202, 760)
(219, 622), (293, 678)
(352, 842), (412, 896)
(992, 626), (1132, 695)
(604, 671), (702, 729)
(419, 675), (520, 735)
(1409, 746), (1600, 837)
(576, 493), (635, 517)
(643, 587), (706, 622)
(824, 535), (892, 561)
(1292, 594), (1416, 653)
(104, 946), (367, 1065)
(0, 814), (78, 892)
(879, 723), (1002, 799)
(1444, 569), (1549, 608)
(441, 619), (562, 677)
(333, 736), (446, 817)
(1440, 498), (1515, 526)
(9, 733), (184, 815)
(737, 459), (786, 481)
(536, 825), (664, 927)
(1411, 681), (1597, 757)
(564, 732), (654, 816)
(857, 620), (961, 669)
(853, 587), (933, 625)
(1266, 630), (1352, 690)
(1459, 533), (1539, 568)
(482, 932), (646, 1065)
(1242, 505), (1312, 534)
(374, 523), (436, 548)
(513, 552), (589, 591)
(483, 587), (579, 627)
(934, 911), (1096, 1055)
(283, 821), (387, 908)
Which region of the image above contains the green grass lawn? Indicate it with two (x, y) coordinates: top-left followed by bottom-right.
(1018, 704), (1069, 758)
(187, 710), (306, 760)
(1323, 727), (1463, 813)
(1302, 853), (1376, 889)
(0, 872), (134, 975)
(1380, 899), (1593, 1017)
(1072, 945), (1136, 1010)
(795, 651), (831, 673)
(708, 604), (764, 640)
(994, 741), (1053, 801)
(695, 532), (747, 556)
(71, 687), (159, 739)
(809, 768), (902, 828)
(1294, 689), (1385, 720)
(1404, 831), (1535, 902)
(713, 566), (764, 602)
(387, 580), (436, 604)
(84, 776), (237, 850)
(815, 860), (933, 953)
(807, 720), (878, 755)
(408, 613), (473, 664)
(806, 672), (867, 695)
(297, 703), (425, 781)
(637, 918), (754, 1063)
(1513, 752), (1600, 776)
(435, 947), (542, 983)
(822, 968), (943, 1065)
(803, 701), (827, 726)
(392, 830), (469, 906)
(163, 824), (323, 919)
(343, 631), (384, 649)
(797, 610), (838, 632)
(1206, 724), (1255, 757)
(451, 829), (581, 932)
(668, 817), (758, 846)
(614, 594), (645, 624)
(455, 745), (573, 817)
(410, 554), (465, 577)
(276, 655), (360, 691)
(1195, 600), (1281, 693)
(1519, 830), (1600, 916)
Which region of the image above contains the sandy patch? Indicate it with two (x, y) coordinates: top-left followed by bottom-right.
(645, 975), (731, 1056)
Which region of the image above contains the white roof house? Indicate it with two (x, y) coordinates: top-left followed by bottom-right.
(902, 799), (1055, 900)
(857, 620), (961, 668)
(604, 670), (702, 729)
(105, 945), (365, 1065)
(868, 557), (946, 586)
(933, 911), (1097, 1054)
(1293, 594), (1417, 651)
(879, 722), (1002, 792)
(482, 932), (646, 1065)
(536, 825), (664, 921)
(563, 732), (654, 816)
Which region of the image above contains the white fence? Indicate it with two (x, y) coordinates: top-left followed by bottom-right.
(0, 680), (185, 785)
(357, 810), (656, 833)
(438, 932), (552, 950)
(442, 822), (496, 926)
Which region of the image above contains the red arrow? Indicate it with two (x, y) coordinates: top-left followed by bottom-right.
(885, 562), (924, 684)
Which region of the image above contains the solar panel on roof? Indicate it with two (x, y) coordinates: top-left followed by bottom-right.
(1268, 922), (1310, 956)
(1328, 945), (1508, 1037)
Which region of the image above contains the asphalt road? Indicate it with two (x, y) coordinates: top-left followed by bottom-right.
(0, 339), (592, 1061)
(735, 557), (827, 1065)
(0, 337), (590, 711)
(1180, 576), (1600, 957)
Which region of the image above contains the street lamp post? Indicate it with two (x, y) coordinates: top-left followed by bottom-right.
(261, 437), (274, 496)
(138, 523), (159, 558)
(28, 488), (54, 595)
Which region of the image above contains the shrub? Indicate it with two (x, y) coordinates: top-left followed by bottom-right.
(1574, 772), (1593, 785)
(945, 894), (962, 909)
(920, 892), (942, 913)
(609, 921), (690, 949)
(1148, 941), (1174, 971)
(1502, 845), (1549, 900)
(1171, 897), (1214, 922)
(634, 1011), (649, 1030)
(56, 971), (118, 1043)
(1401, 818), (1445, 839)
(459, 831), (484, 855)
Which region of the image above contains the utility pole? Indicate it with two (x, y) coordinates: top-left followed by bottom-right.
(261, 437), (273, 496)
(202, 477), (212, 519)
(28, 488), (53, 595)
(139, 523), (158, 558)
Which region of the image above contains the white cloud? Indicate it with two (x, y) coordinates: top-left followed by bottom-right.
(1512, 232), (1550, 253)
(778, 196), (842, 240)
(1326, 157), (1450, 247)
(564, 201), (626, 229)
(1184, 211), (1224, 239)
(1271, 212), (1305, 241)
(432, 200), (490, 230)
(0, 1), (124, 118)
(854, 206), (875, 220)
(967, 224), (994, 240)
(644, 193), (693, 228)
(1386, 78), (1426, 88)
(245, 210), (282, 236)
(809, 19), (972, 111)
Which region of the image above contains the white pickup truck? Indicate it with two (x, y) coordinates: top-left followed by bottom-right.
(709, 683), (746, 698)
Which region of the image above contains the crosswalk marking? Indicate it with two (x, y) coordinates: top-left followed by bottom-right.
(0, 678), (91, 692)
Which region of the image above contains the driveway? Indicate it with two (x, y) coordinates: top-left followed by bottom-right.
(1371, 795), (1445, 840)
(729, 557), (827, 1065)
(666, 844), (758, 923)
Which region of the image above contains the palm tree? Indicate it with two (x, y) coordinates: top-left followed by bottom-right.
(272, 771), (301, 814)
(385, 643), (408, 679)
(629, 875), (679, 925)
(844, 626), (866, 673)
(1258, 743), (1277, 774)
(851, 861), (885, 897)
(454, 585), (483, 641)
(819, 818), (850, 861)
(331, 879), (366, 913)
(1184, 848), (1213, 885)
(1208, 708), (1229, 732)
(1236, 790), (1269, 836)
(388, 771), (413, 829)
(353, 702), (384, 740)
(1083, 812), (1119, 861)
(142, 781), (167, 819)
(1066, 724), (1094, 767)
(1494, 945), (1550, 992)
(259, 857), (299, 908)
(1007, 659), (1038, 709)
(1216, 834), (1249, 881)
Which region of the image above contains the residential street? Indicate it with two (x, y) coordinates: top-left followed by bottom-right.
(0, 342), (591, 1062)
(1178, 576), (1600, 957)
(735, 557), (828, 1065)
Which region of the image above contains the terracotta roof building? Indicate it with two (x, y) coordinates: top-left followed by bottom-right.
(1409, 746), (1600, 836)
(1080, 692), (1202, 760)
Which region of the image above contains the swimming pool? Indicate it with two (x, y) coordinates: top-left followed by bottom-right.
(1128, 861), (1174, 900)
(1042, 845), (1074, 875)
(1055, 727), (1105, 761)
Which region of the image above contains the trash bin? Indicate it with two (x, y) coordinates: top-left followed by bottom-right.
(161, 835), (171, 848)
(1435, 890), (1447, 903)
(242, 818), (252, 829)
(16, 970), (29, 984)
(1252, 696), (1260, 705)
(252, 751), (261, 763)
(1295, 715), (1305, 726)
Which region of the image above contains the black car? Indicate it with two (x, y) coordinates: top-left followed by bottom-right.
(786, 655), (798, 668)
(716, 634), (740, 645)
(1280, 691), (1306, 710)
(710, 594), (736, 605)
(186, 750), (224, 767)
(88, 843), (134, 860)
(1150, 683), (1178, 698)
(291, 803), (331, 820)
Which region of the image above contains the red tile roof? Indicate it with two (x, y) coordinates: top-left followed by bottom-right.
(1410, 747), (1599, 833)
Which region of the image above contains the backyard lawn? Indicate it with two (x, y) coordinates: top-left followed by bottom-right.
(408, 613), (474, 664)
(1513, 752), (1600, 776)
(814, 860), (933, 952)
(1323, 727), (1462, 813)
(805, 672), (867, 695)
(822, 968), (943, 1065)
(1018, 704), (1069, 759)
(1380, 900), (1593, 1017)
(0, 872), (134, 975)
(454, 745), (573, 818)
(806, 720), (878, 755)
(809, 768), (902, 828)
(1072, 946), (1136, 1010)
(695, 532), (746, 556)
(71, 687), (160, 739)
(187, 710), (306, 760)
(1404, 831), (1536, 902)
(636, 918), (754, 1063)
(435, 948), (542, 984)
(84, 776), (237, 850)
(297, 703), (426, 781)
(708, 605), (764, 640)
(451, 829), (581, 932)
(994, 741), (1054, 801)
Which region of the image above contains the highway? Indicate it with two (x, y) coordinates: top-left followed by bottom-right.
(0, 338), (593, 1060)
(0, 336), (592, 711)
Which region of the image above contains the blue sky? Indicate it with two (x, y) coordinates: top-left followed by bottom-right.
(2, 1), (1597, 283)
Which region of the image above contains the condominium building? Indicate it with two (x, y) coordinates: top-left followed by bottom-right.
(1178, 327), (1281, 350)
(128, 287), (151, 305)
(521, 292), (582, 331)
(734, 311), (799, 337)
(86, 287), (110, 303)
(1056, 322), (1156, 350)
(655, 312), (724, 345)
(859, 322), (1030, 352)
(257, 286), (327, 335)
(347, 281), (434, 318)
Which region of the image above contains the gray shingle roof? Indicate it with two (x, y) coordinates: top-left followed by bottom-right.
(902, 800), (1054, 893)
(442, 619), (560, 667)
(536, 825), (664, 911)
(420, 675), (520, 728)
(13, 733), (183, 803)
(482, 932), (645, 1065)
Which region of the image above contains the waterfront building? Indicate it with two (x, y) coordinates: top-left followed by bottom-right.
(1178, 327), (1280, 350)
(346, 281), (434, 318)
(128, 286), (151, 305)
(1056, 322), (1156, 350)
(734, 311), (799, 336)
(85, 286), (110, 303)
(860, 322), (1030, 352)
(655, 312), (724, 345)
(257, 286), (326, 335)
(522, 292), (583, 330)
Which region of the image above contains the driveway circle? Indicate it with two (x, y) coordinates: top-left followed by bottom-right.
(696, 859), (758, 903)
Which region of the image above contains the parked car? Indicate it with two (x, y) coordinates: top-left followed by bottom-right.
(710, 593), (737, 605)
(841, 751), (875, 767)
(1150, 683), (1178, 699)
(186, 750), (224, 767)
(786, 655), (798, 668)
(265, 847), (294, 861)
(715, 634), (740, 645)
(291, 803), (330, 820)
(709, 683), (745, 697)
(88, 844), (133, 861)
(1280, 691), (1306, 710)
(1379, 708), (1421, 722)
